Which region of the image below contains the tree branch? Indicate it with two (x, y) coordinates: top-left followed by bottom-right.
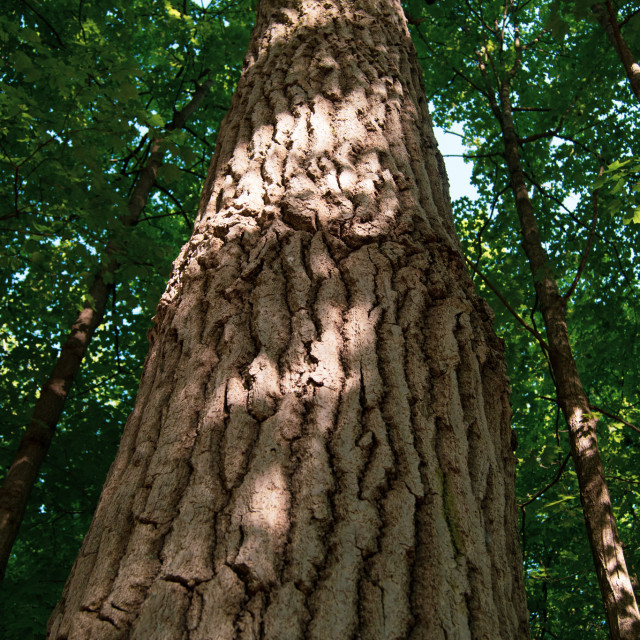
(20, 0), (64, 48)
(538, 395), (640, 435)
(562, 170), (600, 303)
(590, 404), (640, 435)
(464, 256), (550, 350)
(520, 452), (571, 508)
(518, 96), (576, 145)
(619, 7), (640, 29)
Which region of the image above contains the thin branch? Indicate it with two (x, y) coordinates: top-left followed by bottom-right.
(619, 7), (640, 28)
(538, 395), (640, 435)
(562, 168), (601, 303)
(464, 0), (497, 39)
(413, 25), (491, 99)
(518, 96), (577, 145)
(499, 0), (510, 53)
(606, 475), (640, 485)
(139, 209), (192, 225)
(519, 129), (558, 144)
(184, 125), (215, 149)
(520, 166), (637, 302)
(464, 256), (550, 350)
(590, 404), (640, 435)
(21, 0), (64, 48)
(519, 447), (571, 561)
(512, 106), (551, 112)
(442, 152), (500, 159)
(472, 179), (508, 275)
(442, 129), (466, 139)
(519, 29), (546, 53)
(520, 453), (572, 508)
(473, 47), (503, 120)
(67, 372), (121, 400)
(153, 184), (194, 228)
(120, 134), (149, 175)
(554, 133), (605, 163)
(508, 14), (523, 78)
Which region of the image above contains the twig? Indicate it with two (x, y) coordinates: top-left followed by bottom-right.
(520, 452), (572, 508)
(619, 7), (640, 28)
(537, 395), (640, 435)
(562, 167), (601, 303)
(519, 450), (571, 561)
(512, 106), (551, 112)
(21, 0), (65, 48)
(464, 256), (550, 350)
(518, 95), (577, 145)
(590, 404), (640, 435)
(413, 25), (491, 99)
(606, 475), (640, 485)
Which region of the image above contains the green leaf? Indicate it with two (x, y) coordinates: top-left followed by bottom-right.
(119, 83), (139, 101)
(610, 178), (625, 195)
(156, 163), (182, 183)
(13, 51), (33, 73)
(147, 112), (165, 128)
(622, 207), (640, 225)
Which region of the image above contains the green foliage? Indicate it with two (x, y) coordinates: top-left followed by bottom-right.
(594, 157), (640, 224)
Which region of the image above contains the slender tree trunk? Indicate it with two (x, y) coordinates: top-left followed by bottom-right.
(593, 1), (640, 103)
(48, 1), (530, 638)
(0, 80), (213, 583)
(498, 80), (640, 639)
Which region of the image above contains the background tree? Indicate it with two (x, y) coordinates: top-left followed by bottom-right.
(0, 73), (220, 583)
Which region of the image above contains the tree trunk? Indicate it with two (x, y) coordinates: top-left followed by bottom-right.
(498, 81), (640, 639)
(593, 2), (640, 103)
(48, 1), (530, 638)
(0, 79), (214, 583)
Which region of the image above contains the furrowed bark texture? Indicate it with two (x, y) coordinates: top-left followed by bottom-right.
(49, 1), (529, 638)
(0, 81), (213, 583)
(498, 85), (640, 638)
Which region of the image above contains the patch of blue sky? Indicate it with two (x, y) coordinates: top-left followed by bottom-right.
(433, 124), (479, 202)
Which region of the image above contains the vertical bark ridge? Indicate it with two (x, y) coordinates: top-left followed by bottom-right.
(49, 1), (529, 638)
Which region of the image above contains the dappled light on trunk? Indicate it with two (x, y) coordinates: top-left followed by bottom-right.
(48, 1), (530, 638)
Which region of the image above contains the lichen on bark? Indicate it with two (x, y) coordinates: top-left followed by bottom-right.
(49, 1), (530, 638)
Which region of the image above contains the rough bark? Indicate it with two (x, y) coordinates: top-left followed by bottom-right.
(593, 2), (640, 103)
(48, 1), (530, 638)
(0, 80), (213, 583)
(497, 81), (640, 639)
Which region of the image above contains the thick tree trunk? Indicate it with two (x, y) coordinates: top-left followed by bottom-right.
(498, 82), (640, 639)
(48, 1), (530, 638)
(0, 80), (213, 583)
